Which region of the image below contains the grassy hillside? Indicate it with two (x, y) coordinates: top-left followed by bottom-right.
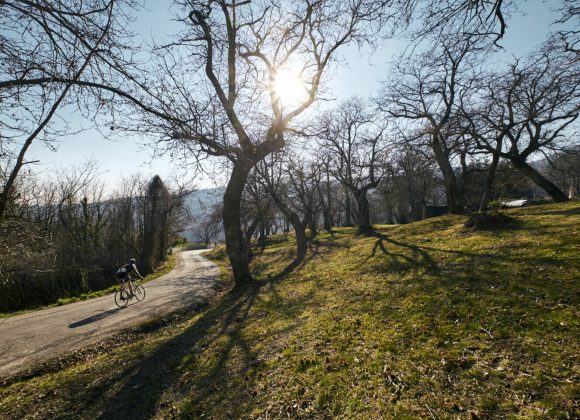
(1, 202), (578, 419)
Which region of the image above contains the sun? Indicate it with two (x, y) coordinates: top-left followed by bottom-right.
(272, 68), (307, 108)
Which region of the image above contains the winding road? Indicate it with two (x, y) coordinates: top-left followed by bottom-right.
(0, 250), (220, 380)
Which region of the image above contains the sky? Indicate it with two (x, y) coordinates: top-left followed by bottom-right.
(25, 0), (568, 191)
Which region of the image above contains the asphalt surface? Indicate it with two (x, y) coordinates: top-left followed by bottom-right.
(0, 250), (220, 379)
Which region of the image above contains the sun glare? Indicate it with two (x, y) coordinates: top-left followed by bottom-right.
(272, 68), (307, 108)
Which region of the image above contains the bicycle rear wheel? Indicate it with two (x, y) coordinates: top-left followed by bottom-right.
(133, 284), (146, 302)
(114, 288), (130, 308)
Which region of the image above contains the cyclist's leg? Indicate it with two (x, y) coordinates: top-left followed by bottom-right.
(120, 272), (131, 294)
(118, 277), (127, 299)
(127, 276), (135, 295)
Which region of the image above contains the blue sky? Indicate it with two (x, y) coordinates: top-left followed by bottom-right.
(26, 0), (568, 190)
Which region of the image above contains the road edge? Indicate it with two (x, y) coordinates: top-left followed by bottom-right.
(0, 282), (232, 388)
(0, 252), (231, 387)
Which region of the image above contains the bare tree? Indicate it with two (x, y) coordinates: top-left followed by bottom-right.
(241, 171), (275, 257)
(0, 0), (138, 221)
(410, 0), (513, 45)
(461, 70), (516, 211)
(108, 0), (392, 285)
(552, 0), (579, 53)
(193, 203), (223, 248)
(381, 145), (439, 222)
(318, 98), (388, 235)
(379, 37), (482, 213)
(464, 42), (579, 203)
(285, 157), (322, 238)
(549, 147), (580, 198)
(257, 152), (309, 265)
(316, 154), (335, 233)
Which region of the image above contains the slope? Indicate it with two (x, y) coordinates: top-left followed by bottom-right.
(0, 202), (578, 419)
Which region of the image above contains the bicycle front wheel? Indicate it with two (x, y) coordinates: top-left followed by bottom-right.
(114, 288), (130, 308)
(134, 284), (146, 302)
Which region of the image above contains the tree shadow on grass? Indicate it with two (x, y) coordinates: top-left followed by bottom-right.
(93, 284), (264, 419)
(273, 234), (351, 281)
(93, 247), (314, 420)
(368, 228), (523, 267)
(368, 232), (440, 274)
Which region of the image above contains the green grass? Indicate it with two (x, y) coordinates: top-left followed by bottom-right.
(201, 247), (232, 284)
(0, 255), (176, 319)
(1, 202), (578, 419)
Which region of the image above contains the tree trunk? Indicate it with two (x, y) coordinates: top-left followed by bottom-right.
(308, 208), (318, 238)
(409, 199), (422, 222)
(344, 187), (353, 227)
(353, 189), (373, 235)
(431, 135), (462, 213)
(322, 171), (333, 232)
(244, 214), (262, 262)
(322, 206), (332, 233)
(292, 214), (308, 262)
(267, 188), (307, 263)
(385, 203), (394, 224)
(480, 150), (501, 212)
(510, 157), (569, 202)
(223, 159), (254, 286)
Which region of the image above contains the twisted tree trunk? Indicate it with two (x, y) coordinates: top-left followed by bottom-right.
(223, 158), (255, 285)
(344, 187), (353, 227)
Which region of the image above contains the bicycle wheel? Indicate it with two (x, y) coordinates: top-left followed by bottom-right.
(114, 288), (130, 308)
(133, 284), (146, 302)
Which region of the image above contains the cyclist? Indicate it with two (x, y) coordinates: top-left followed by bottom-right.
(116, 258), (144, 297)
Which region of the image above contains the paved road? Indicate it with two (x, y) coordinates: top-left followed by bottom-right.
(0, 250), (220, 379)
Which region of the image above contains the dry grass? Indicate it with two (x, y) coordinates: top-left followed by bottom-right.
(1, 202), (578, 419)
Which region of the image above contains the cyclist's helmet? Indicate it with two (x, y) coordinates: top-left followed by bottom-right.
(129, 258), (136, 264)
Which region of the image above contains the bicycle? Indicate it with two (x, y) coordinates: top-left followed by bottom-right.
(114, 278), (146, 308)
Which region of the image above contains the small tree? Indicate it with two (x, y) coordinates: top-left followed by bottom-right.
(141, 176), (170, 272)
(257, 152), (309, 264)
(379, 145), (439, 223)
(285, 158), (323, 238)
(193, 204), (223, 248)
(316, 154), (335, 233)
(549, 148), (580, 198)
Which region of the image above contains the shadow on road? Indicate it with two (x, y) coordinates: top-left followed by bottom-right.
(68, 307), (123, 329)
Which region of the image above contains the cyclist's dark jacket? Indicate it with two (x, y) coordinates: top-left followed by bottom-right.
(117, 263), (137, 280)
